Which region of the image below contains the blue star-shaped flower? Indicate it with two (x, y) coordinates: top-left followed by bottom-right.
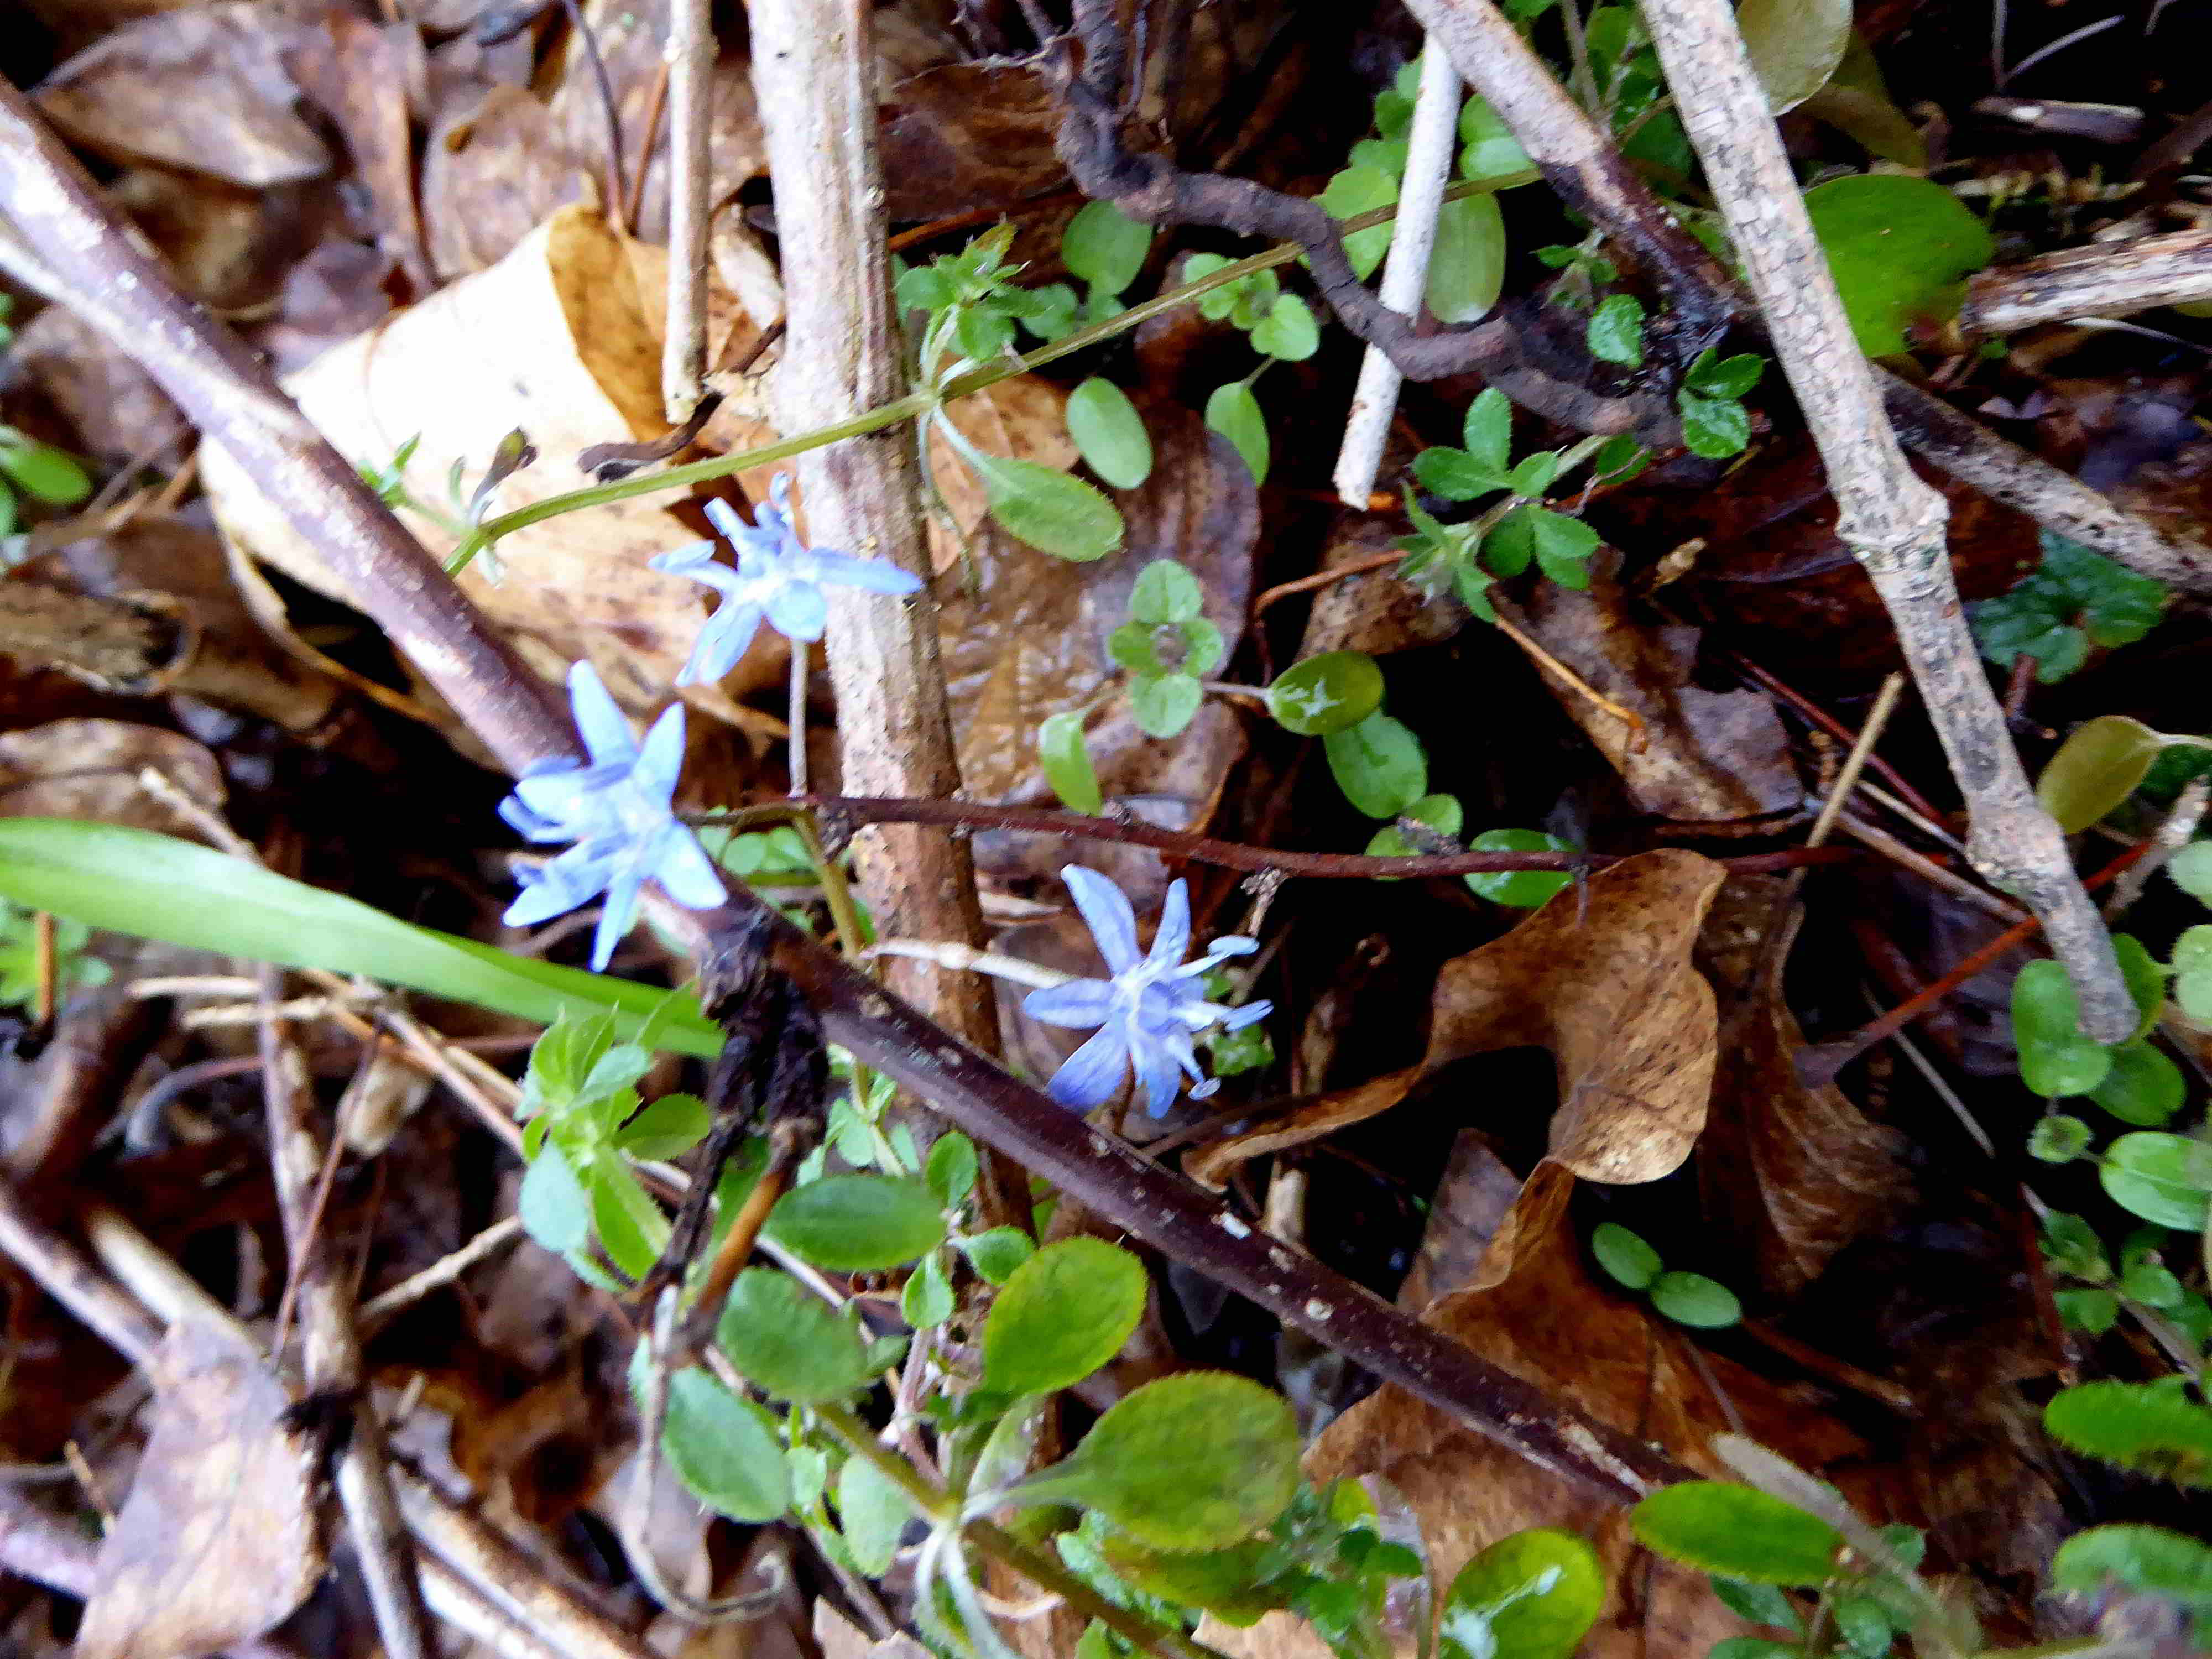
(499, 662), (726, 970)
(649, 473), (926, 686)
(1015, 866), (1271, 1117)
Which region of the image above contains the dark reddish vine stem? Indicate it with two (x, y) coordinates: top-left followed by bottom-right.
(800, 794), (1855, 878)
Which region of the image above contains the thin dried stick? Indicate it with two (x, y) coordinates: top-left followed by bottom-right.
(1333, 43), (1461, 506)
(1626, 0), (2132, 1039)
(1961, 227), (2212, 336)
(359, 1217), (525, 1333)
(660, 0), (712, 419)
(257, 972), (433, 1659)
(747, 0), (1023, 1231)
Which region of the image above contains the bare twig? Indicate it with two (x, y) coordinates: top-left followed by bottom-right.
(660, 0), (713, 419)
(1333, 43), (1461, 505)
(1609, 0), (2131, 1040)
(359, 1216), (525, 1334)
(748, 0), (1024, 1230)
(258, 971), (433, 1659)
(2105, 777), (2210, 917)
(1962, 228), (2212, 336)
(786, 793), (1846, 878)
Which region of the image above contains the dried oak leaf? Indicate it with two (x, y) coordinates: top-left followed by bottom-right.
(1204, 1162), (1863, 1659)
(1695, 878), (1913, 1298)
(0, 719), (225, 834)
(33, 2), (331, 187)
(420, 82), (593, 281)
(200, 205), (770, 732)
(1190, 850), (1725, 1188)
(938, 401), (1258, 899)
(879, 62), (1067, 219)
(1502, 550), (1802, 821)
(74, 1314), (328, 1659)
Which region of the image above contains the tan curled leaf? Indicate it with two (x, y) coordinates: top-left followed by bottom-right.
(74, 1316), (327, 1659)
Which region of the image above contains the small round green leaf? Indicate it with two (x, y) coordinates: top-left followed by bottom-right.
(1130, 672), (1203, 739)
(983, 1237), (1148, 1395)
(1066, 378), (1154, 491)
(969, 450), (1125, 562)
(2090, 1042), (2185, 1126)
(1266, 652), (1385, 737)
(2099, 1132), (2212, 1231)
(1631, 1483), (1843, 1584)
(1062, 201), (1153, 298)
(660, 1369), (790, 1521)
(901, 1246), (955, 1328)
(1040, 712), (1104, 815)
(1587, 294), (1647, 367)
(1319, 163), (1399, 280)
(1678, 392), (1751, 459)
(1710, 1577), (1802, 1632)
(1426, 192), (1506, 324)
(616, 1092), (711, 1160)
(518, 1142), (592, 1255)
(2044, 1380), (2212, 1485)
(957, 1225), (1035, 1285)
(717, 1269), (873, 1403)
(1650, 1271), (1741, 1329)
(2028, 1114), (2093, 1162)
(1458, 96), (1533, 182)
(0, 439), (92, 505)
(2052, 1524), (2212, 1610)
(926, 1132), (979, 1208)
(1250, 294), (1319, 362)
(1130, 558), (1204, 624)
(1205, 382), (1269, 483)
(837, 1454), (914, 1578)
(2038, 716), (2169, 833)
(1739, 0), (1850, 113)
(2011, 959), (2113, 1099)
(1325, 712), (1428, 818)
(1802, 175), (1993, 357)
(1438, 1527), (1605, 1659)
(1591, 1222), (1662, 1291)
(2167, 840), (2212, 905)
(765, 1174), (946, 1270)
(1043, 1373), (1300, 1552)
(1466, 830), (1574, 908)
(2055, 1287), (2119, 1333)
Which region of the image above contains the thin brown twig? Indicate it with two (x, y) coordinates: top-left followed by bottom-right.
(624, 60), (671, 235)
(660, 0), (713, 418)
(791, 793), (1846, 878)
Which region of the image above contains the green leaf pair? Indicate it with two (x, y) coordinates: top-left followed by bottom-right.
(1972, 533), (2168, 684)
(1589, 1222), (1743, 1328)
(1108, 558), (1226, 739)
(1360, 795), (1575, 909)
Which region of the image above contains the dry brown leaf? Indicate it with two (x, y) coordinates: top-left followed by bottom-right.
(107, 164), (325, 312)
(1503, 550), (1802, 821)
(1206, 1164), (1864, 1659)
(34, 2), (331, 187)
(420, 83), (595, 281)
(283, 8), (431, 291)
(200, 205), (771, 730)
(925, 375), (1082, 572)
(938, 406), (1258, 894)
(73, 1315), (327, 1659)
(0, 719), (225, 834)
(3, 295), (190, 471)
(1697, 881), (1914, 1297)
(879, 61), (1068, 218)
(1192, 851), (1726, 1188)
(1295, 516), (1469, 660)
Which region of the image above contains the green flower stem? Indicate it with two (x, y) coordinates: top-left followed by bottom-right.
(811, 1400), (1233, 1659)
(448, 179), (1529, 573)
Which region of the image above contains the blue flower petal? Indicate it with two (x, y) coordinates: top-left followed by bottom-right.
(810, 550), (925, 596)
(634, 705), (687, 804)
(1045, 1024), (1131, 1111)
(566, 662), (638, 767)
(1127, 1023), (1185, 1118)
(766, 579), (830, 642)
(1022, 979), (1116, 1028)
(1062, 865), (1140, 974)
(649, 539), (721, 577)
(653, 827), (727, 910)
(1221, 999), (1272, 1031)
(681, 601), (765, 685)
(1147, 880), (1192, 972)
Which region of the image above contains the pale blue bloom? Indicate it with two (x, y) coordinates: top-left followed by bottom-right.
(499, 661), (726, 971)
(649, 472), (925, 686)
(1006, 866), (1270, 1117)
